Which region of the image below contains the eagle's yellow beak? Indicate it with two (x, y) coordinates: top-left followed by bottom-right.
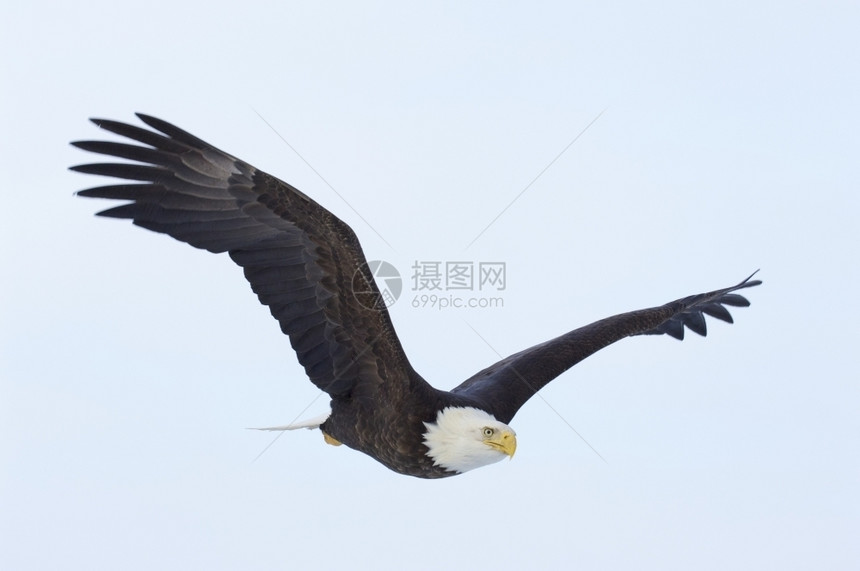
(486, 429), (517, 459)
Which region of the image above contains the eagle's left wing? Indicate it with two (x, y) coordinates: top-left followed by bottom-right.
(452, 273), (761, 423)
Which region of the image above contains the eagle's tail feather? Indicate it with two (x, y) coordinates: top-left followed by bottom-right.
(247, 411), (331, 432)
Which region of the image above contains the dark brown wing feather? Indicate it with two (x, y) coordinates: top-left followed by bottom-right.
(452, 273), (761, 423)
(72, 114), (424, 400)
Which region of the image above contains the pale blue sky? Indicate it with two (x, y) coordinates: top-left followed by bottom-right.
(2, 2), (858, 569)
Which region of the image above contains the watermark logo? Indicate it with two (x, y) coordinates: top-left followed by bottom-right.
(352, 260), (403, 310)
(354, 260), (506, 311)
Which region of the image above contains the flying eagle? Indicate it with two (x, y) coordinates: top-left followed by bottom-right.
(72, 114), (761, 479)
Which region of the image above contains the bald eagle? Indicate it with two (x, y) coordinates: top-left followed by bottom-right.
(72, 114), (760, 479)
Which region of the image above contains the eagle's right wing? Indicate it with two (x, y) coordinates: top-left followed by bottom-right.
(73, 114), (426, 401)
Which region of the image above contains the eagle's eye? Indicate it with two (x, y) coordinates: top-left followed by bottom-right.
(482, 427), (495, 438)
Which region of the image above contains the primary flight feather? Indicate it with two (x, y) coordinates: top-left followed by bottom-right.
(73, 114), (760, 478)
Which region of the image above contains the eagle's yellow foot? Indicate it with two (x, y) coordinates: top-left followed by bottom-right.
(323, 432), (342, 446)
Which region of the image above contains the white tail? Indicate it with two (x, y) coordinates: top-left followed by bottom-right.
(248, 411), (331, 432)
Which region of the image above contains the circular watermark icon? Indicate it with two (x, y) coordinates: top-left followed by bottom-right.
(352, 260), (402, 310)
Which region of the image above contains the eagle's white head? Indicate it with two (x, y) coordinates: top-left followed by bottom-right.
(422, 406), (517, 473)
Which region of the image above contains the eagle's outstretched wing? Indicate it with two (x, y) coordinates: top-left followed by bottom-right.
(452, 273), (761, 423)
(72, 114), (423, 400)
